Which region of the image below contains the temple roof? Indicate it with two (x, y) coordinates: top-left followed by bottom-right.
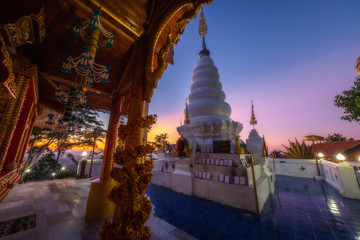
(0, 0), (210, 113)
(315, 140), (360, 158)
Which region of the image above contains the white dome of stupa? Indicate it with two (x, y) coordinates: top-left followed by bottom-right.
(187, 54), (232, 121)
(177, 9), (242, 153)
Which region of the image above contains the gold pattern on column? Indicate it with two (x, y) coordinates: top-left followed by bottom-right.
(100, 115), (156, 240)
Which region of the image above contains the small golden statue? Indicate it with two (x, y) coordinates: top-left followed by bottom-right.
(235, 136), (245, 154)
(173, 135), (193, 158)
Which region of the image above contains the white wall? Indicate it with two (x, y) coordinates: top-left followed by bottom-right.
(322, 161), (360, 199)
(321, 160), (344, 194)
(267, 158), (322, 179)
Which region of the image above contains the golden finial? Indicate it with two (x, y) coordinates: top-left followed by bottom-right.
(198, 8), (208, 38)
(198, 8), (210, 56)
(184, 99), (190, 124)
(250, 100), (257, 129)
(356, 57), (360, 75)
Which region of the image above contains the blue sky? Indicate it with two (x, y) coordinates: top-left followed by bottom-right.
(144, 0), (360, 150)
(96, 1), (360, 151)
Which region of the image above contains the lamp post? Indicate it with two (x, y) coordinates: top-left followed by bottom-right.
(302, 135), (324, 176)
(85, 130), (104, 178)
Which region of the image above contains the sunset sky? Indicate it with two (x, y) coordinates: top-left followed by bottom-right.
(103, 0), (360, 151)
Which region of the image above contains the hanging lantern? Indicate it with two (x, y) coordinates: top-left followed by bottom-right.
(56, 8), (115, 107)
(44, 114), (55, 132)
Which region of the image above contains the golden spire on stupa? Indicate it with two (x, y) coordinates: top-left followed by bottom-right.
(356, 57), (360, 75)
(184, 99), (190, 124)
(250, 100), (257, 129)
(198, 8), (210, 56)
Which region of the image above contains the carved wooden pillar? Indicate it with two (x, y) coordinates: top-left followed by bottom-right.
(101, 35), (155, 240)
(100, 93), (122, 180)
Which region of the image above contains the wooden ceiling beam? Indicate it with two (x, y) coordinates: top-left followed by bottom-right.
(39, 72), (113, 97)
(72, 0), (141, 40)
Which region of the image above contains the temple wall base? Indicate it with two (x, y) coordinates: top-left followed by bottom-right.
(151, 154), (273, 213)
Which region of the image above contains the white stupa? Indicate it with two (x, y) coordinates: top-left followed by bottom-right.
(177, 11), (242, 153)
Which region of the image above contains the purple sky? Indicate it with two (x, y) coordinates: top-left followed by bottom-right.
(144, 0), (360, 151)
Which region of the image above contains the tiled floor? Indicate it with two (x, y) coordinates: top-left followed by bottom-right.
(0, 179), (195, 240)
(146, 176), (360, 240)
(1, 176), (360, 240)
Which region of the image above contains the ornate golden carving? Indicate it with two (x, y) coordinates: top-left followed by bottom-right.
(144, 32), (174, 101)
(177, 0), (212, 24)
(14, 104), (35, 165)
(0, 34), (16, 99)
(101, 115), (156, 240)
(0, 75), (28, 170)
(356, 57), (360, 75)
(1, 7), (45, 48)
(145, 0), (213, 102)
(198, 8), (208, 38)
(0, 168), (20, 203)
(0, 57), (37, 172)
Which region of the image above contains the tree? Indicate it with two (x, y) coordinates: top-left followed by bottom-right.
(270, 150), (285, 158)
(154, 133), (170, 152)
(22, 107), (105, 178)
(325, 133), (353, 142)
(334, 77), (360, 123)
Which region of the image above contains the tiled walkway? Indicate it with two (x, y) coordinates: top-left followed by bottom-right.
(146, 176), (360, 240)
(1, 176), (360, 239)
(0, 179), (195, 240)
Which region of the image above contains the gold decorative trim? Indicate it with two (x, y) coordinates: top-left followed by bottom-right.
(0, 75), (29, 171)
(0, 57), (38, 171)
(14, 104), (35, 165)
(0, 169), (20, 203)
(0, 7), (45, 48)
(0, 34), (16, 99)
(144, 0), (213, 101)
